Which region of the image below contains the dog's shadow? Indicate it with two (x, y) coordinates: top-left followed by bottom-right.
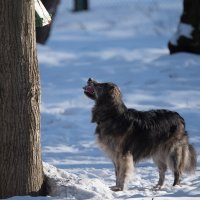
(128, 185), (151, 192)
(126, 185), (163, 200)
(128, 184), (167, 194)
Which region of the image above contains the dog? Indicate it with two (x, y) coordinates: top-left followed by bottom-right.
(83, 78), (197, 191)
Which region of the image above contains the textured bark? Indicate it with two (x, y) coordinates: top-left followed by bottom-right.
(0, 0), (44, 198)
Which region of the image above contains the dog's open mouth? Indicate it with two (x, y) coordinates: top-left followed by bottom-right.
(83, 79), (96, 100)
(84, 85), (95, 98)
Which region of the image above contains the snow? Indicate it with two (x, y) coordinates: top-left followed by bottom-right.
(9, 0), (200, 199)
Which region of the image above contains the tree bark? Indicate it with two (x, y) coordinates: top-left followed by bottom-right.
(0, 0), (44, 198)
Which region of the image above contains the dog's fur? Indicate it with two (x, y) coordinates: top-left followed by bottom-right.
(83, 78), (197, 191)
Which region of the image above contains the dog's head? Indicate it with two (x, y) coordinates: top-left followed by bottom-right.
(83, 78), (122, 103)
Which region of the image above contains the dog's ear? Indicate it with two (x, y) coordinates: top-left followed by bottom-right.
(111, 86), (121, 100)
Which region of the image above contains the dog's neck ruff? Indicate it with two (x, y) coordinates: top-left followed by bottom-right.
(92, 101), (127, 124)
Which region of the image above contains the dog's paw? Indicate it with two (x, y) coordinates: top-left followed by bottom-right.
(110, 186), (123, 192)
(153, 184), (163, 191)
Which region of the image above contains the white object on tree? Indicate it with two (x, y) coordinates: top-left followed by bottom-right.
(35, 0), (51, 27)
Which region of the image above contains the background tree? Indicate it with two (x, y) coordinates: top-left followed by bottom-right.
(168, 0), (200, 54)
(0, 0), (45, 198)
(74, 0), (89, 12)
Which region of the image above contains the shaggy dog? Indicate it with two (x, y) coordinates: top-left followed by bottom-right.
(83, 78), (197, 191)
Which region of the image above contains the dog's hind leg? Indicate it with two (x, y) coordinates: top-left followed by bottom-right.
(169, 147), (183, 186)
(172, 153), (182, 186)
(110, 152), (133, 191)
(153, 157), (167, 190)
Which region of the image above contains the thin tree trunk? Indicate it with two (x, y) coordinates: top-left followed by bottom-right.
(74, 0), (89, 12)
(0, 0), (44, 198)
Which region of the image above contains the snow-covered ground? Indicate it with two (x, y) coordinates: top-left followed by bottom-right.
(10, 0), (200, 199)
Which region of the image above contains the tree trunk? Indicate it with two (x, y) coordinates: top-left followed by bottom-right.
(168, 0), (200, 54)
(0, 0), (45, 198)
(74, 0), (89, 12)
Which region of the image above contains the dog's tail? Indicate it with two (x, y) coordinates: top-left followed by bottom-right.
(183, 143), (197, 173)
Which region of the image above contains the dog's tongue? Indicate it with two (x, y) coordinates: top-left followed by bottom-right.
(85, 86), (94, 94)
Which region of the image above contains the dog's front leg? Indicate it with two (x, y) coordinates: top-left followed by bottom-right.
(110, 155), (121, 191)
(110, 152), (134, 191)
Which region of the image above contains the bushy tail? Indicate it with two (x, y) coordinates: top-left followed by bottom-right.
(184, 144), (197, 173)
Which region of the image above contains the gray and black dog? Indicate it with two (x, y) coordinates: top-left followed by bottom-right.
(83, 78), (197, 191)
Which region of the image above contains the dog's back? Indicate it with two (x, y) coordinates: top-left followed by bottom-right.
(119, 108), (197, 187)
(124, 109), (186, 160)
